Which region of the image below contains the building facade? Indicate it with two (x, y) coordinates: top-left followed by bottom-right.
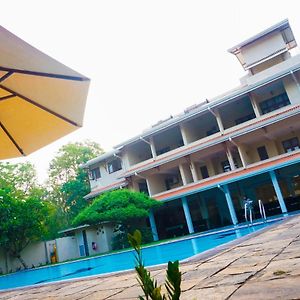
(83, 20), (300, 241)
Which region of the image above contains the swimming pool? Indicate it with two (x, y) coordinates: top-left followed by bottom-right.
(0, 220), (280, 290)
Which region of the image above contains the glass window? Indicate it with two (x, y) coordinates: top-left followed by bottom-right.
(107, 159), (122, 174)
(138, 182), (149, 195)
(235, 113), (256, 125)
(259, 92), (290, 115)
(89, 167), (101, 180)
(257, 146), (269, 161)
(200, 166), (209, 179)
(282, 137), (300, 153)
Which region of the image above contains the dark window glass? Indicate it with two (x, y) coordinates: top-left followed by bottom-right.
(259, 92), (290, 115)
(90, 167), (101, 180)
(138, 182), (149, 195)
(206, 126), (219, 136)
(107, 159), (122, 174)
(235, 113), (256, 125)
(157, 146), (171, 155)
(282, 137), (300, 153)
(200, 166), (209, 179)
(257, 146), (269, 161)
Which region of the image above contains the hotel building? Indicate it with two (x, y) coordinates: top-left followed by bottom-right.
(83, 20), (300, 241)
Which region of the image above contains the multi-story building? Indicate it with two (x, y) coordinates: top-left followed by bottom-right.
(83, 20), (300, 241)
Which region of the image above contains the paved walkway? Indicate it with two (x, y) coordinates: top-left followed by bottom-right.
(1, 216), (300, 299)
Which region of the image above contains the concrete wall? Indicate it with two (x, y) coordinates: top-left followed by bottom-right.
(0, 241), (49, 274)
(89, 161), (124, 190)
(241, 32), (286, 68)
(56, 236), (79, 262)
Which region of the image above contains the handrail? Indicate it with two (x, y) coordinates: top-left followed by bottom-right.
(258, 199), (267, 221)
(244, 203), (253, 224)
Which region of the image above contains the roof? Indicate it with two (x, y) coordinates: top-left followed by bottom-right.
(81, 149), (121, 168)
(228, 19), (295, 54)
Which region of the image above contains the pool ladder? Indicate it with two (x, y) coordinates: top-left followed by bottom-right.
(244, 199), (267, 224)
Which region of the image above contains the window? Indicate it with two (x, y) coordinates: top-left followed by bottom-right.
(221, 160), (232, 172)
(138, 182), (149, 195)
(257, 146), (269, 161)
(107, 158), (122, 174)
(259, 92), (290, 115)
(200, 166), (209, 179)
(157, 146), (170, 155)
(206, 126), (219, 136)
(282, 137), (300, 153)
(221, 160), (238, 172)
(89, 167), (101, 180)
(235, 113), (256, 125)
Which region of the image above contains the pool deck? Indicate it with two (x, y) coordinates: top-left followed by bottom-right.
(1, 215), (300, 299)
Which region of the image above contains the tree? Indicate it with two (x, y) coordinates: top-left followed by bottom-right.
(0, 162), (50, 269)
(73, 189), (161, 249)
(0, 161), (38, 196)
(47, 140), (103, 228)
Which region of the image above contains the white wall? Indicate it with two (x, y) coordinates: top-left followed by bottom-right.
(55, 236), (79, 262)
(0, 241), (50, 273)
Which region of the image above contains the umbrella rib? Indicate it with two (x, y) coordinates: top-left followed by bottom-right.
(0, 122), (25, 156)
(0, 71), (13, 82)
(0, 94), (15, 101)
(0, 84), (79, 127)
(0, 66), (88, 82)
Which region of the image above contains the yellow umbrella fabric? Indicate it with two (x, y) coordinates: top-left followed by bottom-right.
(0, 26), (90, 159)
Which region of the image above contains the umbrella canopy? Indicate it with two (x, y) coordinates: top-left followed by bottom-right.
(0, 26), (90, 159)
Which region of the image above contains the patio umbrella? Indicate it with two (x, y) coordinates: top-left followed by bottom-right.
(0, 26), (90, 160)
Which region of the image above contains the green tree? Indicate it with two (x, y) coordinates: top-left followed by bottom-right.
(0, 162), (50, 269)
(73, 189), (161, 249)
(47, 140), (103, 229)
(0, 161), (38, 196)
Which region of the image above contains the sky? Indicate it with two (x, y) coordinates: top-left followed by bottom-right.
(2, 0), (300, 182)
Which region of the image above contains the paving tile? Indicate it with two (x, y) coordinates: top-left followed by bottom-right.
(230, 276), (300, 299)
(181, 285), (240, 300)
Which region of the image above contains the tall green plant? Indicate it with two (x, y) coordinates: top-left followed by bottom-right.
(128, 230), (181, 300)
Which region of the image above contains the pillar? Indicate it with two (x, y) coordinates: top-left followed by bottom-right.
(179, 164), (188, 185)
(269, 170), (287, 214)
(249, 93), (261, 118)
(179, 124), (188, 146)
(214, 109), (224, 133)
(149, 210), (159, 241)
(223, 184), (238, 225)
(182, 197), (194, 234)
(225, 143), (236, 170)
(149, 137), (157, 159)
(190, 161), (198, 182)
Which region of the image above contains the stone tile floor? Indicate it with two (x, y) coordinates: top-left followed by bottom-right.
(1, 216), (300, 299)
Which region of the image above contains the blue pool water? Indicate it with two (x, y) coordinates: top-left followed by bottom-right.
(0, 220), (279, 290)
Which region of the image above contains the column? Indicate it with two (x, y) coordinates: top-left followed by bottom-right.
(149, 137), (157, 159)
(190, 161), (198, 182)
(179, 164), (188, 185)
(146, 179), (153, 196)
(225, 143), (236, 170)
(269, 170), (287, 214)
(182, 197), (194, 234)
(223, 184), (238, 225)
(214, 109), (224, 133)
(236, 144), (248, 168)
(249, 93), (261, 118)
(179, 124), (188, 146)
(149, 210), (159, 241)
